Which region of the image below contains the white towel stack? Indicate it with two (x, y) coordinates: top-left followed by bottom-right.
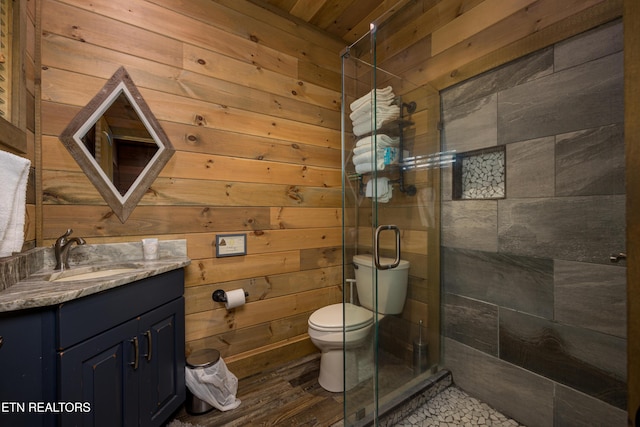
(350, 87), (401, 202)
(0, 150), (31, 257)
(353, 134), (399, 156)
(349, 86), (400, 137)
(351, 134), (400, 174)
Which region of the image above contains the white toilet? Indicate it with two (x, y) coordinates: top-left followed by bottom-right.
(308, 254), (410, 392)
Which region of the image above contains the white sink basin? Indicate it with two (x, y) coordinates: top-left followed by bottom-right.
(48, 265), (141, 282)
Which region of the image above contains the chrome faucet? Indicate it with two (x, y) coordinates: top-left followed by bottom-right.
(54, 229), (86, 271)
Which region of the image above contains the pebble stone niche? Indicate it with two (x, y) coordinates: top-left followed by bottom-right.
(453, 147), (505, 200)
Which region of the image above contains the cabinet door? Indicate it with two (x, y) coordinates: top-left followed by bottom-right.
(59, 319), (139, 427)
(138, 298), (185, 427)
(0, 310), (56, 427)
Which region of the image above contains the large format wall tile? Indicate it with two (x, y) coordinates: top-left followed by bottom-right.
(554, 20), (623, 72)
(443, 338), (554, 427)
(506, 136), (555, 198)
(441, 200), (497, 251)
(442, 94), (497, 154)
(441, 69), (499, 111)
(497, 52), (623, 145)
(442, 247), (553, 318)
(498, 195), (625, 264)
(499, 308), (626, 409)
(555, 259), (627, 338)
(554, 383), (627, 426)
(495, 47), (554, 93)
(441, 47), (553, 110)
(555, 123), (625, 196)
(441, 166), (453, 201)
(443, 293), (498, 355)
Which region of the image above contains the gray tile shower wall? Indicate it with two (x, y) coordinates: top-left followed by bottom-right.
(499, 307), (626, 408)
(498, 195), (625, 263)
(440, 19), (627, 426)
(497, 51), (623, 145)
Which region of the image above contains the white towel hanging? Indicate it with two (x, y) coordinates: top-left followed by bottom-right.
(0, 150), (31, 257)
(365, 177), (393, 203)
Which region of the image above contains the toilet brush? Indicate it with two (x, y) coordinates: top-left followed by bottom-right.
(413, 320), (428, 375)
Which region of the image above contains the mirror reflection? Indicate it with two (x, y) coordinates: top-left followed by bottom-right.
(79, 93), (159, 197)
(59, 67), (174, 222)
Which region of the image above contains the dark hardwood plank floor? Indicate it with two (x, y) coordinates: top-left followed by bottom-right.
(169, 349), (417, 427)
(169, 353), (344, 427)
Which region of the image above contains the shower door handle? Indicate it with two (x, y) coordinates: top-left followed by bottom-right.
(374, 225), (401, 270)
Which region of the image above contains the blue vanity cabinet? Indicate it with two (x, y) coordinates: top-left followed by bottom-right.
(138, 297), (185, 426)
(0, 308), (57, 427)
(58, 316), (140, 426)
(57, 269), (186, 427)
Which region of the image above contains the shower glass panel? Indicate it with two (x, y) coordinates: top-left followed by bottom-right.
(341, 2), (443, 424)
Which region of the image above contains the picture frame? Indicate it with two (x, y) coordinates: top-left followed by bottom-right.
(215, 233), (247, 257)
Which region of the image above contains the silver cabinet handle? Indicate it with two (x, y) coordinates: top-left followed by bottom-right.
(374, 225), (401, 270)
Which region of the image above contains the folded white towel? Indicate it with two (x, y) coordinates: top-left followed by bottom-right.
(355, 134), (399, 148)
(356, 161), (383, 174)
(353, 149), (380, 167)
(349, 99), (397, 123)
(353, 135), (399, 156)
(352, 147), (399, 167)
(0, 150), (31, 257)
(351, 104), (400, 128)
(349, 86), (395, 112)
(365, 177), (393, 203)
(353, 112), (400, 136)
(354, 152), (400, 175)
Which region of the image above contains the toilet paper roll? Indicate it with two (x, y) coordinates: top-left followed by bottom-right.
(224, 289), (246, 309)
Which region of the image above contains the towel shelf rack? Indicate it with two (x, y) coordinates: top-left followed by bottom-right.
(353, 98), (417, 196)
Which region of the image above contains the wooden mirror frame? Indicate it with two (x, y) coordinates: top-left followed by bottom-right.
(59, 67), (174, 222)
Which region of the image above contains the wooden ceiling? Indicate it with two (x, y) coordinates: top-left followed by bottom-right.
(254, 0), (403, 44)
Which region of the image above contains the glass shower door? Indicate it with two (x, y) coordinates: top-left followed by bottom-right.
(341, 3), (444, 423)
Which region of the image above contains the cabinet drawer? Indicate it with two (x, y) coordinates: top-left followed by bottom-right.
(57, 269), (184, 350)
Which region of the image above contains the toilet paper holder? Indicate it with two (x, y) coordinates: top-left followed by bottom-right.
(212, 289), (249, 303)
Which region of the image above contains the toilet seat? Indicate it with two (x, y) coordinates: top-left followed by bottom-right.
(308, 303), (373, 332)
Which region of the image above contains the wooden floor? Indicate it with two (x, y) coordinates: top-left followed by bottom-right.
(168, 350), (416, 427)
(169, 353), (344, 427)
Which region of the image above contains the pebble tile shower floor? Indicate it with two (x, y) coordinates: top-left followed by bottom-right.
(395, 386), (525, 427)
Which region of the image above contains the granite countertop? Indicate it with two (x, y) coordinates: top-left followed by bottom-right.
(0, 239), (190, 313)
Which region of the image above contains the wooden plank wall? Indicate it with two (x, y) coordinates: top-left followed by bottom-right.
(0, 0), (37, 250)
(24, 0), (37, 249)
(38, 0), (345, 379)
(34, 0), (624, 380)
(625, 0), (639, 424)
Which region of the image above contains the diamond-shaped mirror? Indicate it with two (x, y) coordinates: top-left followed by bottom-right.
(59, 67), (174, 222)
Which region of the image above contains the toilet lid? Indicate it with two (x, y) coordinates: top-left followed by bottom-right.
(353, 254), (410, 270)
(308, 303), (373, 332)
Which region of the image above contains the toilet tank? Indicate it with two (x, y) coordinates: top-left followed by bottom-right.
(353, 254), (410, 314)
